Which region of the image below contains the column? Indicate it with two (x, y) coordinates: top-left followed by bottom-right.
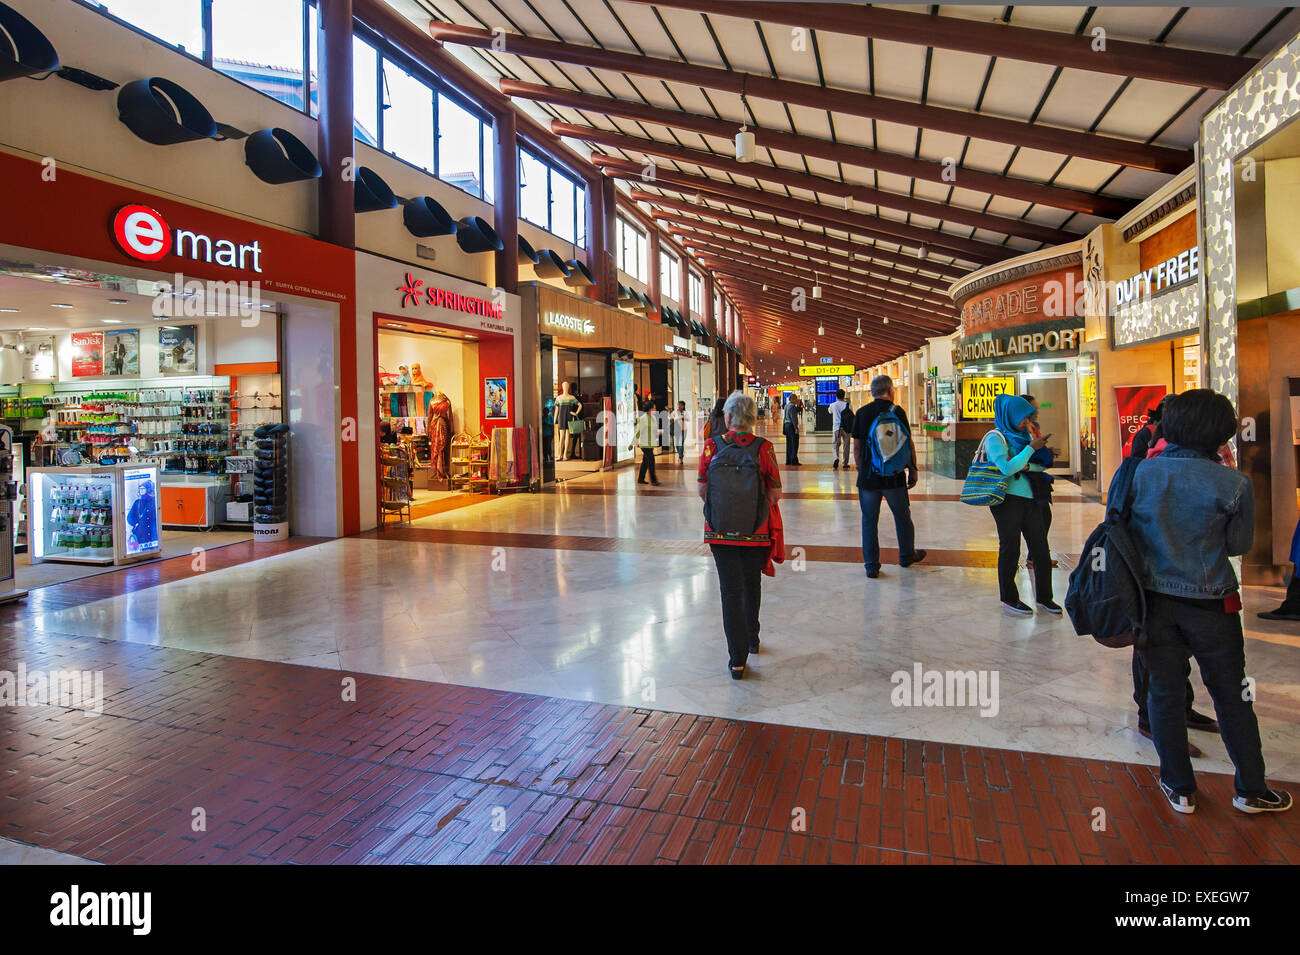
(493, 109), (519, 295)
(647, 225), (661, 315)
(316, 0), (354, 248)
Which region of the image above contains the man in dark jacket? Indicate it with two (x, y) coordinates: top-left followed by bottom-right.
(782, 395), (803, 466)
(852, 375), (926, 578)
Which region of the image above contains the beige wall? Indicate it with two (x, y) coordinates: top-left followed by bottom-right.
(1095, 340), (1174, 502)
(377, 331), (480, 435)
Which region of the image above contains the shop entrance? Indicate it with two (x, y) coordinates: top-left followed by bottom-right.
(0, 266), (285, 590)
(375, 317), (513, 521)
(552, 346), (610, 479)
(1021, 372), (1075, 476)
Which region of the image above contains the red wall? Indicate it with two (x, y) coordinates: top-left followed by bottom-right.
(476, 334), (515, 430)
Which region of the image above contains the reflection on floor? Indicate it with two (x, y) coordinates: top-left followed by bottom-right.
(14, 529), (253, 590)
(1, 424), (1297, 864)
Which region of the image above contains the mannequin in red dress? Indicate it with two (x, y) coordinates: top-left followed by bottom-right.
(427, 392), (453, 479)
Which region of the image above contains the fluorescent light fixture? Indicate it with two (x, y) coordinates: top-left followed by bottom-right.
(50, 303), (73, 309)
(101, 319), (123, 324)
(107, 298), (128, 305)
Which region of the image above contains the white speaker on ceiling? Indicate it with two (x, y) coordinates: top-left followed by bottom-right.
(735, 127), (756, 163)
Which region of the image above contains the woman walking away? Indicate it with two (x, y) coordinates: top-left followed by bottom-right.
(984, 394), (1057, 617)
(699, 391), (783, 679)
(1129, 388), (1290, 816)
(701, 397), (727, 443)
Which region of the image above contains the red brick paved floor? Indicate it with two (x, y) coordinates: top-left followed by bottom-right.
(2, 625), (1295, 865)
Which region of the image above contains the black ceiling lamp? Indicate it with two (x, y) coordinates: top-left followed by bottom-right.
(0, 1), (58, 82)
(564, 259), (596, 287)
(401, 196), (457, 238)
(534, 249), (571, 278)
(518, 234), (541, 266)
(455, 216), (505, 254)
(244, 127), (322, 184)
(354, 166), (397, 213)
(117, 76), (216, 145)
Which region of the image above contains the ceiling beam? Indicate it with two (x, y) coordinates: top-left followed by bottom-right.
(698, 256), (955, 334)
(666, 228), (954, 314)
(556, 123), (1077, 246)
(502, 80), (1125, 217)
(596, 157), (1002, 263)
(633, 192), (968, 281)
(652, 211), (954, 296)
(429, 22), (1192, 172)
(622, 0), (1254, 91)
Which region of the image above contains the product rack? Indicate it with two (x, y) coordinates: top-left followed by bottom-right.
(379, 449), (413, 526)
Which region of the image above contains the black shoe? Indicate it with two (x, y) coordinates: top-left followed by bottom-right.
(1036, 600), (1063, 615)
(729, 665), (745, 680)
(1002, 600), (1033, 617)
(1233, 790), (1292, 814)
(1159, 779), (1196, 815)
(832, 461), (839, 469)
(1257, 606), (1300, 620)
(1187, 710), (1218, 732)
(637, 480), (647, 485)
(865, 567), (879, 579)
(651, 480), (661, 486)
(900, 549), (927, 568)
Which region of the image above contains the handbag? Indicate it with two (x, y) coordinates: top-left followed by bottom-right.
(960, 430), (1011, 507)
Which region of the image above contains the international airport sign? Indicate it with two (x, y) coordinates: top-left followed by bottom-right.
(799, 364), (854, 377)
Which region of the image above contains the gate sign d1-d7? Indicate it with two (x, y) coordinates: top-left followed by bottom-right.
(961, 376), (1016, 419)
(798, 364), (854, 377)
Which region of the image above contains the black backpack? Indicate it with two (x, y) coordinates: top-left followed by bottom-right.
(1064, 457), (1148, 648)
(840, 406), (854, 433)
(704, 435), (768, 536)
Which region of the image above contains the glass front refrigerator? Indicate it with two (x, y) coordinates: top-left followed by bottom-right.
(28, 464), (162, 566)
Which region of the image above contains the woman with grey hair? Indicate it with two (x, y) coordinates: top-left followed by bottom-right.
(698, 390), (783, 679)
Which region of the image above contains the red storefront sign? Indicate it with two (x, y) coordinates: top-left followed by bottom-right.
(1115, 384), (1167, 456)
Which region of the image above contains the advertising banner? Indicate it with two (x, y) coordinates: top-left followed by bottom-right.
(122, 467), (160, 556)
(614, 360), (634, 463)
(71, 331), (105, 378)
(104, 329), (140, 376)
(158, 325), (197, 375)
(961, 376), (1016, 419)
(1115, 384), (1167, 456)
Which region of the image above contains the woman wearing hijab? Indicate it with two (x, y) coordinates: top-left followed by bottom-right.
(984, 393), (1055, 617)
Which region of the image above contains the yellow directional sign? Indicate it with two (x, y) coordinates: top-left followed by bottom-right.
(961, 376), (1016, 419)
(799, 364), (855, 377)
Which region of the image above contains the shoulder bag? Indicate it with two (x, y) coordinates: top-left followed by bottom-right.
(960, 430), (1011, 507)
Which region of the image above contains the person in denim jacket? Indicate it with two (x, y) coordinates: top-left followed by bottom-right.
(1127, 389), (1290, 816)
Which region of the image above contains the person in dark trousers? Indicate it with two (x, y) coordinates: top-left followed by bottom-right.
(698, 391), (782, 679)
(1124, 394), (1218, 756)
(1127, 388), (1290, 816)
(830, 389), (851, 469)
(633, 399), (660, 486)
(669, 400), (688, 463)
(782, 395), (803, 465)
(1259, 513), (1300, 621)
(1129, 394), (1170, 459)
(852, 374), (925, 578)
(983, 393), (1056, 616)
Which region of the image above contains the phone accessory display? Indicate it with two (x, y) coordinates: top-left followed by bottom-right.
(252, 422), (289, 536)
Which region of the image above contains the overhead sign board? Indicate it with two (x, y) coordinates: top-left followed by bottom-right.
(961, 376), (1016, 419)
(799, 364), (854, 377)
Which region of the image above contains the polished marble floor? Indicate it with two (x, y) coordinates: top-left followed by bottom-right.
(1, 426), (1297, 864)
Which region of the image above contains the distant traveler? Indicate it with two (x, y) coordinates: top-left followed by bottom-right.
(1259, 513), (1300, 621)
(830, 389), (853, 470)
(782, 395), (803, 466)
(669, 400), (688, 463)
(983, 393), (1056, 616)
(1126, 388), (1290, 815)
(698, 390), (783, 679)
(852, 374), (925, 578)
(702, 397), (726, 442)
(633, 399), (661, 486)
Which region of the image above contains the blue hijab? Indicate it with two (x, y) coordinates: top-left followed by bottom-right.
(993, 393), (1035, 456)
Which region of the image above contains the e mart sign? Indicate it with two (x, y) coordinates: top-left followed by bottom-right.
(961, 376), (1016, 419)
(799, 364), (854, 377)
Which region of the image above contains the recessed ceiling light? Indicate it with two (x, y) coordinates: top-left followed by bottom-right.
(107, 298), (129, 305)
(0, 308), (18, 313)
(50, 303), (73, 309)
(27, 326), (48, 331)
(102, 319), (123, 324)
(162, 325), (180, 330)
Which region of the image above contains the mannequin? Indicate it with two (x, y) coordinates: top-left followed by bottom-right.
(554, 381), (581, 461)
(410, 363), (432, 388)
(427, 391), (453, 480)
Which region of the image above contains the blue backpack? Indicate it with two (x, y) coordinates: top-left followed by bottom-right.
(869, 405), (911, 477)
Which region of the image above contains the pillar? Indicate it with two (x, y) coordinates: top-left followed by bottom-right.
(316, 0), (354, 248)
(493, 109), (519, 295)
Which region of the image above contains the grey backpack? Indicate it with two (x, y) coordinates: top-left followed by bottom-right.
(704, 435), (768, 536)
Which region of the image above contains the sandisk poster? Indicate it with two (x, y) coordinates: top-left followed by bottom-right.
(71, 331), (105, 378)
(1115, 384), (1167, 456)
